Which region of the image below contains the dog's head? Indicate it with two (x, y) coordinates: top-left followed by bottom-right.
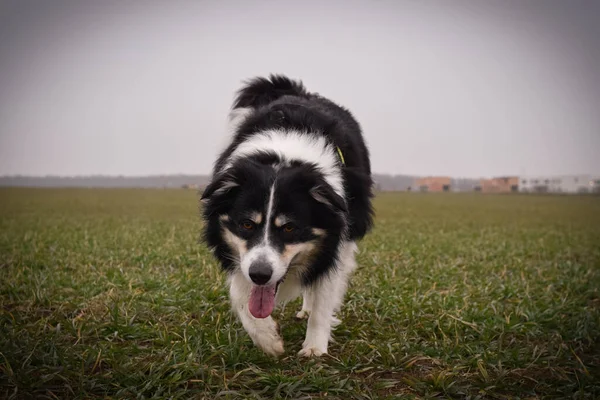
(201, 157), (346, 318)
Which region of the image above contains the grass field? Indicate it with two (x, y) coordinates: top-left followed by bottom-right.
(1, 188), (599, 399)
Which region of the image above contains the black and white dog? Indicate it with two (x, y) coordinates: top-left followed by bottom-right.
(201, 75), (374, 357)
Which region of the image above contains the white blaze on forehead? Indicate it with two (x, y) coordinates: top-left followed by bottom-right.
(223, 129), (345, 197)
(264, 183), (276, 243)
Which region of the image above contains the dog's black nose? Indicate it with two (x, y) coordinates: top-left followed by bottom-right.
(249, 262), (272, 285)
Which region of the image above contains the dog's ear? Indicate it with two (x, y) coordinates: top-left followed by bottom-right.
(201, 172), (239, 204)
(201, 171), (242, 218)
(278, 164), (347, 213)
(201, 159), (265, 207)
(310, 184), (347, 213)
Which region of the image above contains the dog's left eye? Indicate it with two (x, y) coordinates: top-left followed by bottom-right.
(282, 223), (295, 233)
(241, 220), (255, 230)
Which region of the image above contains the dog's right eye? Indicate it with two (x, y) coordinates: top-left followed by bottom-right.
(282, 223), (295, 233)
(241, 220), (255, 230)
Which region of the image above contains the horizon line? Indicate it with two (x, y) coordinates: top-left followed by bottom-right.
(1, 172), (599, 180)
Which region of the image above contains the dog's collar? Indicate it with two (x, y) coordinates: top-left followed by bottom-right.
(336, 146), (345, 166)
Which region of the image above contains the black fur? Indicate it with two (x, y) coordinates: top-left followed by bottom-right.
(232, 75), (309, 109)
(202, 74), (374, 285)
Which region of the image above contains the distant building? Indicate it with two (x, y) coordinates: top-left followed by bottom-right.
(519, 175), (600, 194)
(479, 176), (519, 193)
(451, 178), (481, 192)
(415, 176), (452, 192)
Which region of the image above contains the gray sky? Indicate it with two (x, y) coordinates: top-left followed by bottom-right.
(1, 0), (599, 178)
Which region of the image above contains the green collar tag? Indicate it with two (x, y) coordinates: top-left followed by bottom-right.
(336, 146), (345, 166)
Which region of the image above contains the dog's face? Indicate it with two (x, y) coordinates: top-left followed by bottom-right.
(201, 158), (346, 317)
(220, 189), (322, 287)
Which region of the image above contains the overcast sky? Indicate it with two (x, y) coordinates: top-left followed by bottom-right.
(0, 0), (599, 178)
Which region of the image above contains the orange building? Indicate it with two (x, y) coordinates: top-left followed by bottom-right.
(415, 177), (452, 192)
(479, 176), (519, 193)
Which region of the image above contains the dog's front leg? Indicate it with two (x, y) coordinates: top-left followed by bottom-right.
(299, 241), (357, 357)
(229, 272), (284, 357)
(298, 281), (335, 357)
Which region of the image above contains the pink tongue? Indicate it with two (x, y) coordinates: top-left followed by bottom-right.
(249, 285), (276, 319)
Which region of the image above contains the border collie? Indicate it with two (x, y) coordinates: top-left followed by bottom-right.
(201, 75), (374, 357)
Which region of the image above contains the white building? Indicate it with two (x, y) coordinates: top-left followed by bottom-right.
(519, 175), (600, 194)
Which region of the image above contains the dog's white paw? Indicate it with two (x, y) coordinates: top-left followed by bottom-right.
(298, 343), (327, 357)
(249, 320), (285, 357)
(295, 310), (310, 319)
(255, 335), (285, 357)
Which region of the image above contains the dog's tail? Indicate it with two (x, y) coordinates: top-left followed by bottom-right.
(232, 74), (308, 110)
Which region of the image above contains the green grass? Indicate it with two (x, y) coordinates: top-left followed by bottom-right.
(1, 188), (599, 399)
